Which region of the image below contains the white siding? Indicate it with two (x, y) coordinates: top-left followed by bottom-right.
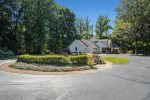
(86, 47), (94, 53)
(69, 40), (87, 53)
(69, 40), (103, 54)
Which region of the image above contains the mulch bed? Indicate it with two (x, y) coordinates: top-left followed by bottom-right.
(0, 62), (98, 75)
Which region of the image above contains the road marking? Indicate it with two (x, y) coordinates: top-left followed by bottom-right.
(56, 90), (69, 100)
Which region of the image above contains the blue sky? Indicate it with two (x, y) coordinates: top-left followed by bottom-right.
(55, 0), (121, 28)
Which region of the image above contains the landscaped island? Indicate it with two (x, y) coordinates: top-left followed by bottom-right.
(8, 55), (129, 73)
(10, 55), (105, 72)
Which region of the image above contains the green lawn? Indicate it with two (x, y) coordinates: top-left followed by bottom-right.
(103, 57), (129, 64)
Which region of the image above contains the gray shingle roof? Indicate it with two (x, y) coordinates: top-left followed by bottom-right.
(95, 42), (108, 48)
(90, 38), (112, 48)
(80, 39), (98, 48)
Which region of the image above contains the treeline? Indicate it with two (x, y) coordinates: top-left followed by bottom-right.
(75, 16), (112, 40)
(0, 0), (76, 54)
(0, 0), (112, 54)
(2, 0), (148, 55)
(112, 0), (150, 54)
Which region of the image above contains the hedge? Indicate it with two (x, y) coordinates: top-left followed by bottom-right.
(18, 55), (89, 65)
(17, 55), (69, 65)
(17, 55), (103, 66)
(69, 55), (88, 65)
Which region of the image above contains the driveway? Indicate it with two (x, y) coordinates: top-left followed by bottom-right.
(0, 54), (150, 100)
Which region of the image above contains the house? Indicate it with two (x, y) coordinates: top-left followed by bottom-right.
(90, 38), (112, 53)
(69, 38), (120, 54)
(68, 39), (98, 53)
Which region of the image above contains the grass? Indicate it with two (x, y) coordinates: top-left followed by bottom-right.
(103, 57), (129, 64)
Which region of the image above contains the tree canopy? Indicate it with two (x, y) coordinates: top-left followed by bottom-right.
(112, 0), (150, 54)
(0, 0), (76, 54)
(95, 15), (111, 39)
(1, 0), (149, 55)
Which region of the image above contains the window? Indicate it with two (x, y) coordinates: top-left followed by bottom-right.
(75, 47), (77, 51)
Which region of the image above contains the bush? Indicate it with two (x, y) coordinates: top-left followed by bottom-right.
(18, 55), (69, 65)
(69, 55), (88, 65)
(17, 55), (104, 66)
(0, 47), (14, 57)
(12, 55), (107, 72)
(112, 48), (120, 54)
(127, 50), (134, 54)
(92, 54), (105, 64)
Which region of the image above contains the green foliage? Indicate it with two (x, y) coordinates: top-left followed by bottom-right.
(82, 17), (91, 39)
(17, 54), (105, 66)
(0, 0), (76, 54)
(17, 55), (69, 65)
(49, 7), (76, 53)
(0, 47), (14, 57)
(95, 15), (112, 39)
(13, 54), (101, 72)
(113, 0), (150, 54)
(69, 55), (88, 65)
(18, 55), (89, 65)
(0, 0), (16, 52)
(75, 17), (94, 40)
(75, 18), (84, 39)
(23, 0), (56, 54)
(104, 57), (129, 64)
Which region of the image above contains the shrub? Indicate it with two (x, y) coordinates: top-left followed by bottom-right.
(127, 50), (134, 54)
(112, 48), (120, 54)
(0, 47), (14, 57)
(17, 55), (104, 66)
(87, 55), (94, 67)
(92, 54), (105, 64)
(18, 55), (69, 65)
(69, 55), (88, 65)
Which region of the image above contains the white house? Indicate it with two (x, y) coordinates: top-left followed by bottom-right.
(69, 38), (116, 54)
(69, 39), (98, 53)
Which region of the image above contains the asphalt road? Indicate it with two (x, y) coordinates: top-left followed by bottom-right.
(0, 54), (150, 100)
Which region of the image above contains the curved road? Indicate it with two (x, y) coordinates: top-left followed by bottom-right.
(0, 54), (150, 100)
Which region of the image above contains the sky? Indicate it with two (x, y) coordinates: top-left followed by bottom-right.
(55, 0), (121, 28)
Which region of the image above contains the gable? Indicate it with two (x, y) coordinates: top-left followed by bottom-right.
(69, 40), (87, 48)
